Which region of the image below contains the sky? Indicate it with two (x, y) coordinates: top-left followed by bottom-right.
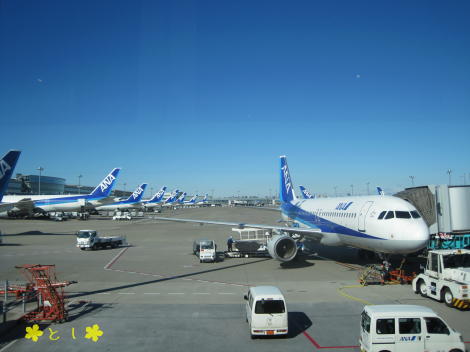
(1, 0), (469, 198)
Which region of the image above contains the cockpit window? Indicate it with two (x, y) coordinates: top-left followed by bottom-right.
(410, 210), (421, 219)
(384, 211), (394, 219)
(378, 211), (386, 220)
(395, 211), (411, 219)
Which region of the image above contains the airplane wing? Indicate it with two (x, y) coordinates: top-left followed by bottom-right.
(153, 217), (322, 236)
(2, 198), (35, 214)
(89, 196), (121, 206)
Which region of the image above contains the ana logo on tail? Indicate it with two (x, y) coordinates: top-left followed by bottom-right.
(0, 160), (12, 180)
(132, 187), (144, 199)
(100, 175), (116, 192)
(282, 164), (292, 195)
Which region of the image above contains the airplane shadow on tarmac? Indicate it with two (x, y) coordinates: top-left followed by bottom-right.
(68, 258), (272, 299)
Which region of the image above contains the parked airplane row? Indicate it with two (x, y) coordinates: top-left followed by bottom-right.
(0, 150), (208, 217)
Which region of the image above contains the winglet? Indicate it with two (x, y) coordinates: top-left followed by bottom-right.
(88, 168), (121, 198)
(0, 150), (21, 202)
(280, 156), (296, 203)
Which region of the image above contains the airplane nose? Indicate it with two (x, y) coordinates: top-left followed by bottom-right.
(407, 221), (430, 252)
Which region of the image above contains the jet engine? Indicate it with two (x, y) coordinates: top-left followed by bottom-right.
(267, 234), (298, 262)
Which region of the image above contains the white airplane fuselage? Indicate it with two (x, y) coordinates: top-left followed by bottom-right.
(282, 195), (429, 254)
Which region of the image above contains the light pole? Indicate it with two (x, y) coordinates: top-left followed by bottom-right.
(123, 182), (127, 192)
(409, 176), (415, 187)
(334, 186), (337, 197)
(350, 184), (354, 196)
(78, 174), (82, 194)
(37, 167), (44, 195)
(447, 169), (452, 185)
(366, 182), (370, 195)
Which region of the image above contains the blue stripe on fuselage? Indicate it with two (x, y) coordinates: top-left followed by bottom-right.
(34, 194), (104, 207)
(281, 202), (383, 240)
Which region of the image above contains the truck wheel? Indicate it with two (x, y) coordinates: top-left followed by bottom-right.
(418, 280), (427, 297)
(443, 288), (454, 307)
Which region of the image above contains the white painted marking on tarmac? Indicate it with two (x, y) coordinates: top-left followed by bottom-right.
(104, 247), (128, 270)
(168, 293), (184, 295)
(118, 292), (136, 295)
(193, 292), (210, 295)
(143, 293), (161, 295)
(98, 293), (110, 295)
(218, 293), (235, 295)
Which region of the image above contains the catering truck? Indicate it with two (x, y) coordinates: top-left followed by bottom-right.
(412, 249), (470, 309)
(76, 229), (126, 250)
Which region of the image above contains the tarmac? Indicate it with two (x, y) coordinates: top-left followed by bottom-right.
(0, 206), (469, 351)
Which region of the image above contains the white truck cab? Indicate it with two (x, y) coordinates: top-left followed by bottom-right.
(244, 286), (288, 338)
(359, 305), (465, 352)
(412, 249), (470, 309)
(76, 230), (126, 250)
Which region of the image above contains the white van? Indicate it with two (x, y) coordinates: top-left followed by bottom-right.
(244, 286), (288, 338)
(359, 305), (465, 352)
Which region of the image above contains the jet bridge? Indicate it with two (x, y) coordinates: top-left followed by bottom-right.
(395, 185), (470, 235)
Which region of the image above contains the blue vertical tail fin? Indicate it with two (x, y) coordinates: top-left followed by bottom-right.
(377, 187), (384, 196)
(299, 185), (314, 199)
(188, 194), (198, 203)
(0, 150), (21, 202)
(165, 189), (179, 203)
(177, 192), (187, 203)
(88, 168), (121, 199)
(279, 156), (296, 204)
(126, 183), (147, 202)
(149, 186), (167, 203)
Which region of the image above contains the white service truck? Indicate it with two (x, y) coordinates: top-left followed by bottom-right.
(412, 249), (470, 309)
(76, 230), (126, 250)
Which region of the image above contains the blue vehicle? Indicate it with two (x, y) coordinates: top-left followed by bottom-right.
(428, 233), (470, 250)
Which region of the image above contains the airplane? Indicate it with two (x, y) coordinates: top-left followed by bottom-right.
(3, 168), (121, 215)
(95, 183), (148, 211)
(175, 192), (187, 204)
(154, 156), (429, 263)
(0, 150), (22, 213)
(183, 194), (198, 205)
(195, 194), (209, 206)
(299, 185), (315, 199)
(161, 189), (180, 207)
(142, 186), (167, 210)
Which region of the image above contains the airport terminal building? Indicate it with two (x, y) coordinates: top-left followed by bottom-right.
(5, 174), (130, 197)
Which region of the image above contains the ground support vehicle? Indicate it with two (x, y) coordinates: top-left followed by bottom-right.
(428, 233), (470, 251)
(76, 230), (126, 250)
(13, 265), (75, 323)
(225, 227), (270, 258)
(193, 239), (217, 262)
(360, 304), (465, 352)
(412, 249), (470, 309)
(359, 261), (416, 286)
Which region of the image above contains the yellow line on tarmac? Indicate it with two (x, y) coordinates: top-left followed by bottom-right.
(337, 285), (374, 306)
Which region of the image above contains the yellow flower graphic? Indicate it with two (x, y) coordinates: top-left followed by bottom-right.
(85, 324), (103, 342)
(25, 324), (44, 342)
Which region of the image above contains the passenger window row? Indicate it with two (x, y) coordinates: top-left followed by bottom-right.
(377, 210), (421, 220)
(314, 211), (357, 218)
